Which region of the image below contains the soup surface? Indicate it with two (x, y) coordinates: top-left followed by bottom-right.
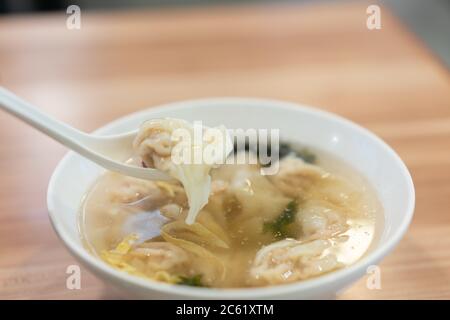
(80, 140), (382, 288)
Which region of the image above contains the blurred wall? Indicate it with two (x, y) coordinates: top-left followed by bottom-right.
(1, 0), (448, 67)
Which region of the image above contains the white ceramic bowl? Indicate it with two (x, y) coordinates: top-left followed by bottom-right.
(47, 98), (415, 299)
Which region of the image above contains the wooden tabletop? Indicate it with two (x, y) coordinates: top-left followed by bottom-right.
(0, 1), (449, 299)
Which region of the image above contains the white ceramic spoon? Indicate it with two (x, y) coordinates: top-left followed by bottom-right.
(0, 87), (172, 181)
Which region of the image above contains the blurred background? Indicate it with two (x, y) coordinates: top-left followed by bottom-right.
(1, 0), (449, 66)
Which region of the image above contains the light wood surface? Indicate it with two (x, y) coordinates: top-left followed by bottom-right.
(0, 1), (449, 299)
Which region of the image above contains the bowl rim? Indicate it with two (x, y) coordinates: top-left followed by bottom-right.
(47, 97), (415, 299)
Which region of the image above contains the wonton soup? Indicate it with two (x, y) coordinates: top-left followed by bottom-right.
(80, 119), (382, 288)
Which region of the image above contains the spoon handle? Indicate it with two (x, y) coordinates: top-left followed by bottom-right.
(0, 86), (90, 148)
(0, 87), (172, 181)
